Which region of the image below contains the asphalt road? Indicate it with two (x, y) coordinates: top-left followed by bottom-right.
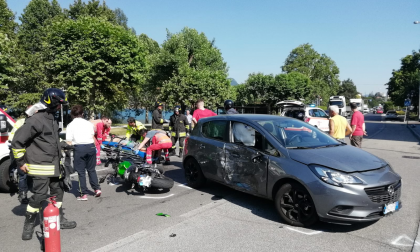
(1, 113), (419, 252)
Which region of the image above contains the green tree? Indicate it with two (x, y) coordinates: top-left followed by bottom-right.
(18, 0), (62, 53)
(129, 34), (161, 123)
(387, 51), (420, 112)
(65, 0), (130, 30)
(154, 27), (230, 111)
(240, 72), (311, 112)
(0, 32), (19, 101)
(338, 78), (358, 104)
(43, 16), (146, 117)
(282, 43), (340, 105)
(0, 0), (17, 38)
(6, 0), (64, 110)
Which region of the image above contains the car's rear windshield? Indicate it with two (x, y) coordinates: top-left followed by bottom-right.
(256, 119), (341, 149)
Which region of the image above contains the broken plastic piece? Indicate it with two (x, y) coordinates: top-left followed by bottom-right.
(156, 213), (170, 217)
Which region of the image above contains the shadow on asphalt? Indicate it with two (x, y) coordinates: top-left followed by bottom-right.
(198, 181), (377, 232)
(160, 157), (377, 232)
(364, 122), (418, 143)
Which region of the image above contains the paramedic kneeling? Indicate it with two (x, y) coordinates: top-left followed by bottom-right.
(137, 130), (172, 167)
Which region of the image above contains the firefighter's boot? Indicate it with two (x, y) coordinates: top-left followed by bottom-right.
(22, 211), (37, 240)
(59, 208), (77, 229)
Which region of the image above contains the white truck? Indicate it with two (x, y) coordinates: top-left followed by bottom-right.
(0, 108), (16, 192)
(363, 104), (369, 114)
(329, 96), (349, 118)
(349, 98), (364, 113)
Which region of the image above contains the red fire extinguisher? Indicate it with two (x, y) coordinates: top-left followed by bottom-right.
(43, 196), (61, 252)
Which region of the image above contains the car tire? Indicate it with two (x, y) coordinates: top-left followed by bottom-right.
(274, 182), (318, 227)
(0, 158), (17, 193)
(183, 158), (206, 188)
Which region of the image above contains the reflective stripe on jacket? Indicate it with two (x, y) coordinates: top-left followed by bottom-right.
(8, 118), (25, 142)
(155, 133), (172, 144)
(11, 111), (61, 177)
(126, 120), (146, 139)
(168, 114), (189, 138)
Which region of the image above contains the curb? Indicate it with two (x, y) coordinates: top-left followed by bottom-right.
(407, 125), (420, 142)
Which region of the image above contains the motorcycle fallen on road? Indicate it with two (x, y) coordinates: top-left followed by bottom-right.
(99, 134), (174, 192)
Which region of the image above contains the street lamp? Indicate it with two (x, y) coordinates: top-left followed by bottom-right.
(414, 21), (420, 121)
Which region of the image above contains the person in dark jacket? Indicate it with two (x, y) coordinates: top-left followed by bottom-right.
(152, 101), (165, 130)
(169, 106), (190, 157)
(224, 100), (239, 114)
(12, 88), (77, 241)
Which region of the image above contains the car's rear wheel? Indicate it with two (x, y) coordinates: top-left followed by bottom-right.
(183, 158), (206, 188)
(274, 182), (318, 227)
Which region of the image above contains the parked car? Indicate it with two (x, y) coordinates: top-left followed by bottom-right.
(385, 110), (400, 121)
(277, 101), (330, 133)
(183, 115), (402, 227)
(376, 109), (383, 114)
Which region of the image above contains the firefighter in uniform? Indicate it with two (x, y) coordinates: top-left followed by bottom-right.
(12, 88), (77, 241)
(152, 101), (165, 130)
(169, 106), (189, 157)
(224, 99), (239, 114)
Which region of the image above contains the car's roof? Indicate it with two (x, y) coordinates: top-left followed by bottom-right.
(198, 114), (292, 123)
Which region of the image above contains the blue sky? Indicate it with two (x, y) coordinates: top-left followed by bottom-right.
(7, 0), (420, 95)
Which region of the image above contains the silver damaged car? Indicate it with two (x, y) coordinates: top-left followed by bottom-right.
(182, 115), (401, 227)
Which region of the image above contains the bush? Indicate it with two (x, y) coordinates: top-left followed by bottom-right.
(396, 111), (405, 115)
(318, 106), (328, 111)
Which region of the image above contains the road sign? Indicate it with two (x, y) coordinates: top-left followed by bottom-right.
(404, 99), (411, 107)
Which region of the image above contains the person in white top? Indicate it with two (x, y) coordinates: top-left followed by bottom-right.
(66, 105), (101, 201)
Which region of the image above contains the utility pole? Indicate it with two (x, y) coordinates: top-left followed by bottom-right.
(61, 87), (66, 131)
(414, 21), (420, 121)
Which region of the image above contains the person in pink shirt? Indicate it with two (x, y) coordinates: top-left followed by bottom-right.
(349, 103), (367, 148)
(192, 99), (217, 126)
(91, 117), (112, 165)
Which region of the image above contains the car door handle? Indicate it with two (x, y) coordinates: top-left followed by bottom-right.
(199, 144), (205, 149)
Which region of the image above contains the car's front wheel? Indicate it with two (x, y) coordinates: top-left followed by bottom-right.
(183, 158), (206, 188)
(274, 182), (318, 227)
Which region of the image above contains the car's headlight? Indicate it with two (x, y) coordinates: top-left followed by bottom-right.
(309, 165), (363, 187)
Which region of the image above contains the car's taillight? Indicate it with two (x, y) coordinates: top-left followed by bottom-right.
(305, 117), (310, 123)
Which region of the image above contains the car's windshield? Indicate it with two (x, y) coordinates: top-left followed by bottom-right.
(256, 119), (341, 149)
(309, 109), (329, 118)
(329, 101), (344, 108)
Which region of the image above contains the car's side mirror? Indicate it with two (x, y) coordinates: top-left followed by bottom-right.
(252, 152), (264, 163)
(0, 115), (7, 133)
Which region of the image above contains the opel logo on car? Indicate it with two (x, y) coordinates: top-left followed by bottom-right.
(388, 185), (395, 196)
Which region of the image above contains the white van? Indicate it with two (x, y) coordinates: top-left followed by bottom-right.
(277, 101), (330, 132)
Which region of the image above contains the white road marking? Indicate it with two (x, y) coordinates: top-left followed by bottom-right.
(178, 183), (192, 189)
(139, 194), (175, 199)
(92, 230), (152, 252)
(180, 200), (227, 218)
(391, 235), (420, 247)
(285, 226), (322, 236)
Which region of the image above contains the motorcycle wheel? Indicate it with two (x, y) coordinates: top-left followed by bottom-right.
(151, 175), (174, 189)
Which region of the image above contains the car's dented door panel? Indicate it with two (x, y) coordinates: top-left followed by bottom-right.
(196, 137), (225, 182)
(223, 143), (268, 196)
